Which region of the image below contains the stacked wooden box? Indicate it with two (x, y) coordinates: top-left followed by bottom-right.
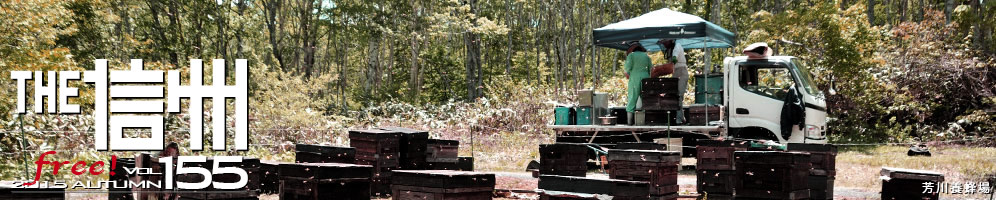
(391, 170), (495, 200)
(615, 142), (668, 151)
(734, 151), (812, 200)
(694, 140), (749, 199)
(687, 105), (721, 125)
(538, 175), (650, 200)
(608, 149), (681, 200)
(295, 144), (356, 164)
(637, 78), (681, 126)
(539, 143), (590, 177)
(787, 143), (837, 200)
(176, 157), (260, 200)
(109, 157), (135, 200)
(426, 139), (468, 171)
(379, 127), (430, 170)
(257, 160), (282, 194)
(1, 181), (64, 200)
(426, 157), (474, 171)
(349, 129), (403, 196)
(640, 78), (681, 111)
(880, 167), (944, 200)
(278, 163), (373, 200)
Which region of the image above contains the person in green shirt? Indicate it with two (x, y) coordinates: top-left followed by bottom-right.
(624, 42), (652, 124)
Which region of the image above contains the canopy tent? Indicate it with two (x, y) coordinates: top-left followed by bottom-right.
(593, 8), (736, 51)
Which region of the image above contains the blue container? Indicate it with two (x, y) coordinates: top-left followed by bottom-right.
(575, 107), (593, 125)
(555, 107), (573, 125)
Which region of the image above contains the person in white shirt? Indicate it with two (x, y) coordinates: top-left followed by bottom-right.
(660, 39), (688, 124)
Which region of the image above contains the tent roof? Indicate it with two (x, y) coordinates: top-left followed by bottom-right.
(593, 8), (736, 51)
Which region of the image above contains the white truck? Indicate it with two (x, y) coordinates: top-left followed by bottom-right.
(548, 55), (828, 146)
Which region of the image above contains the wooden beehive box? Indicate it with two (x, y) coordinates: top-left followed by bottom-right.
(808, 175), (834, 200)
(734, 151), (812, 200)
(538, 175), (650, 200)
(787, 143), (838, 176)
(258, 160), (282, 194)
(539, 143), (590, 177)
(295, 144), (356, 164)
(426, 139), (459, 163)
(880, 167), (944, 200)
(696, 170), (737, 195)
(427, 157), (474, 171)
(379, 127), (430, 170)
(695, 139), (750, 171)
(0, 181), (65, 200)
(607, 149), (680, 197)
(391, 170), (495, 200)
(277, 163), (373, 200)
(349, 129), (403, 196)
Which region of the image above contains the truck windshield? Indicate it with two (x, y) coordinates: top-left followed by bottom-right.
(790, 58), (822, 96)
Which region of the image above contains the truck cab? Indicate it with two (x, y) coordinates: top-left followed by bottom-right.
(723, 55), (828, 143)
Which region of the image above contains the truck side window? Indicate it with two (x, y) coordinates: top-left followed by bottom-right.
(739, 64), (794, 100)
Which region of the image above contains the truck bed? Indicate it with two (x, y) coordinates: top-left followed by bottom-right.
(547, 124), (723, 134)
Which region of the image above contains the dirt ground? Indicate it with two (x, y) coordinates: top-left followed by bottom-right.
(64, 145), (996, 200)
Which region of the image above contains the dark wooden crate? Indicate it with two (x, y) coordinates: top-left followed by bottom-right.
(880, 167), (943, 200)
(427, 157), (474, 171)
(539, 143), (590, 177)
(650, 193), (679, 200)
(538, 175), (650, 199)
(392, 185), (492, 200)
(609, 107), (628, 124)
(177, 190), (258, 200)
(615, 142), (668, 151)
(688, 105), (721, 125)
(392, 170), (495, 188)
(696, 170), (737, 195)
(641, 78), (681, 111)
(641, 111), (679, 125)
(279, 177), (370, 200)
(426, 139), (460, 163)
(608, 161), (679, 195)
(295, 144), (356, 164)
(539, 193), (599, 200)
(737, 189), (810, 200)
(734, 151), (812, 165)
(0, 182), (65, 200)
(694, 193), (733, 200)
(607, 149), (680, 164)
(258, 161), (281, 194)
(787, 143), (838, 176)
(808, 175), (834, 200)
(278, 163), (372, 180)
(379, 127), (430, 170)
(736, 163), (811, 193)
(696, 146), (744, 171)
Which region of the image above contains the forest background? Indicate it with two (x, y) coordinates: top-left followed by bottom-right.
(0, 0), (994, 181)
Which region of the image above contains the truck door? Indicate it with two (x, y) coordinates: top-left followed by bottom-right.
(728, 61), (796, 142)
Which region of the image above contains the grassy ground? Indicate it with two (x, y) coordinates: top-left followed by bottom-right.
(836, 145), (996, 199)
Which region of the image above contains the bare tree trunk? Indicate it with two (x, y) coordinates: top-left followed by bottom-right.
(944, 0), (953, 23)
(504, 0), (513, 76)
(264, 0), (286, 70)
(899, 0), (907, 22)
(464, 0), (482, 101)
(868, 0), (876, 25)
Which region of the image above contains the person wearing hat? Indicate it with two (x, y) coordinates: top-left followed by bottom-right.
(624, 42), (652, 124)
(660, 39), (688, 124)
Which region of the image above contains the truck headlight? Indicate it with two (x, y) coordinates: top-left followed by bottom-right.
(805, 124), (823, 138)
